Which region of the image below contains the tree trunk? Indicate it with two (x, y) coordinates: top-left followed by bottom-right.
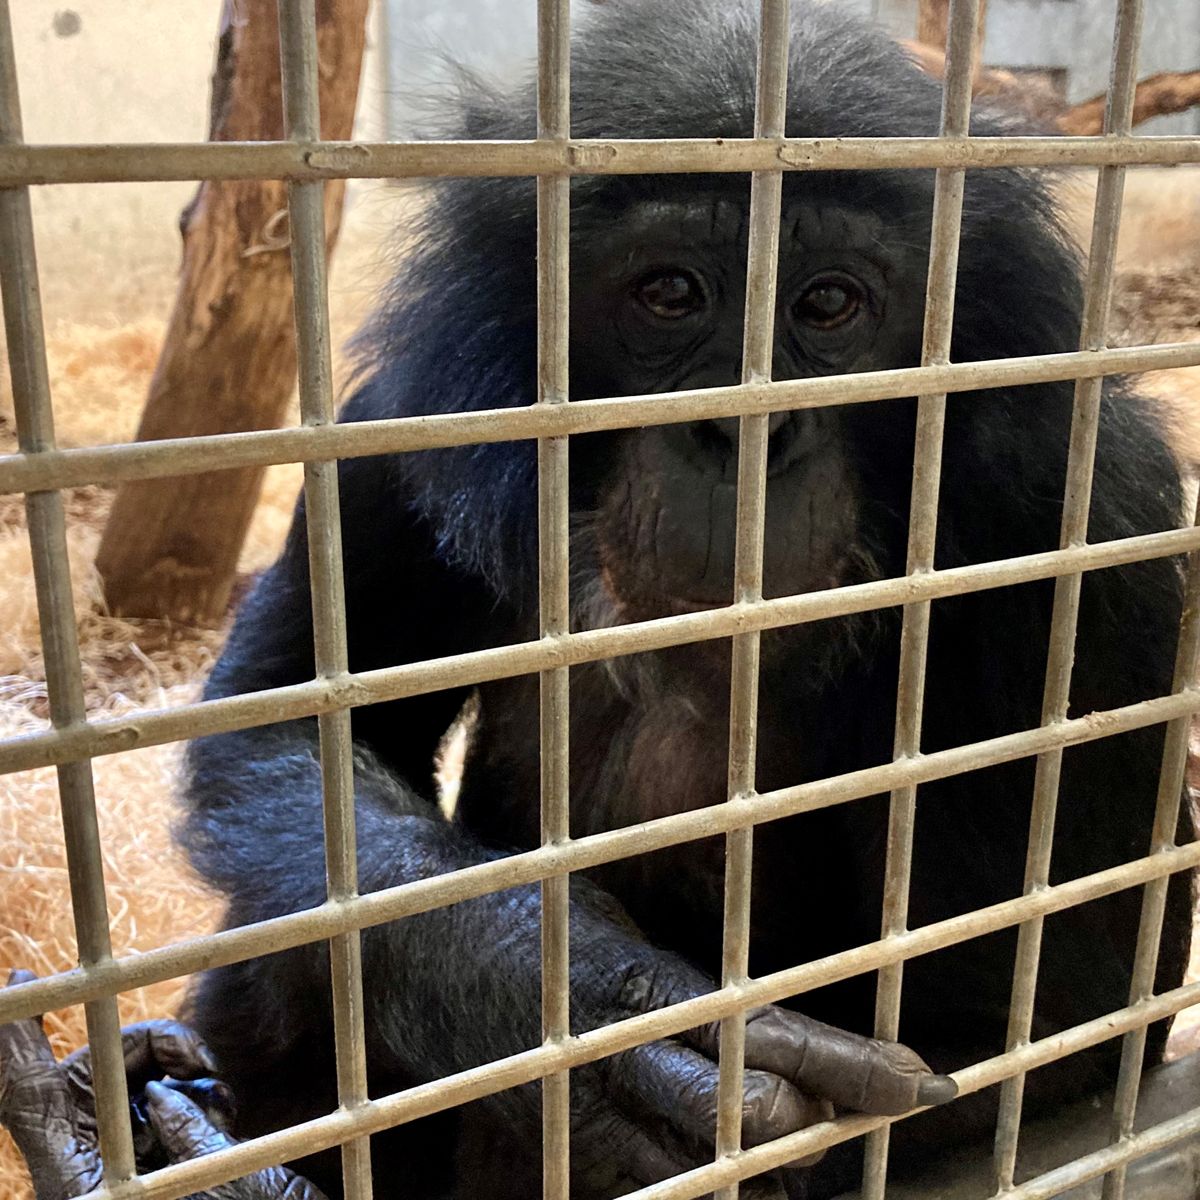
(95, 0), (368, 624)
(916, 0), (988, 73)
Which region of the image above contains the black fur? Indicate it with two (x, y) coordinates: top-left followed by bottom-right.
(181, 2), (1193, 1197)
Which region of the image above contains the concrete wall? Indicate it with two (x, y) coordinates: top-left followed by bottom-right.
(381, 0), (1200, 136)
(8, 0), (1196, 318)
(985, 0), (1200, 135)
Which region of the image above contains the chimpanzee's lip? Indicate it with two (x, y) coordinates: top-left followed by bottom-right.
(665, 565), (851, 616)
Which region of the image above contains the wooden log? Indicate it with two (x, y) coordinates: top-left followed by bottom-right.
(95, 0), (367, 624)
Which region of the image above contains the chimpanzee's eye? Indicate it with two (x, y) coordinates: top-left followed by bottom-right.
(634, 270), (706, 320)
(793, 272), (865, 329)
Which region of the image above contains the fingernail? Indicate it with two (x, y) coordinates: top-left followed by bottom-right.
(917, 1074), (958, 1106)
(144, 1080), (170, 1105)
(198, 1045), (218, 1073)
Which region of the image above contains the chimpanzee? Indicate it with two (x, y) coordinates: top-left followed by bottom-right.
(2, 1), (1193, 1198)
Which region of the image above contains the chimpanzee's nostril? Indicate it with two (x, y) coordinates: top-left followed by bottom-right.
(689, 412), (801, 471)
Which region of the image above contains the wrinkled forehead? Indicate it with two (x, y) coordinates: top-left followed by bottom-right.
(574, 192), (898, 262)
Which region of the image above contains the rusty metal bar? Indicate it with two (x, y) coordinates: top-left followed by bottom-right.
(0, 342), (1197, 499)
(2, 525), (1199, 782)
(0, 0), (137, 1183)
(275, 2), (372, 1197)
(70, 868), (1200, 1200)
(992, 2), (1145, 1187)
(0, 134), (1196, 186)
(715, 5), (789, 1194)
(4, 684), (1198, 1034)
(534, 0), (572, 1194)
(862, 0), (979, 1192)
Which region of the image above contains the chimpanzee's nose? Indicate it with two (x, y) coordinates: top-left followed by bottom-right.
(688, 411), (818, 473)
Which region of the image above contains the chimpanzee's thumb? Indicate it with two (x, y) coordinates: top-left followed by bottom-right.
(144, 1079), (238, 1162)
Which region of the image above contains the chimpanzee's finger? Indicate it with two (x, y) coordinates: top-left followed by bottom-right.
(0, 972), (57, 1076)
(144, 1080), (239, 1161)
(156, 1076), (237, 1131)
(0, 976), (74, 1138)
(616, 1039), (827, 1154)
(0, 973), (99, 1198)
(63, 1019), (219, 1101)
(122, 1020), (219, 1081)
(576, 1109), (695, 1196)
(693, 1006), (957, 1116)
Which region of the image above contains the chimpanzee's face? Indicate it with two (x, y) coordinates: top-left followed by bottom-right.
(569, 188), (927, 620)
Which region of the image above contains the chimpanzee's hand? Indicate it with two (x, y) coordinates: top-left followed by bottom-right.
(0, 970), (326, 1200)
(138, 1083), (328, 1200)
(558, 928), (957, 1197)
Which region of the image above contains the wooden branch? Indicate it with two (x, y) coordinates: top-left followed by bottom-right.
(95, 0), (368, 624)
(1058, 71), (1200, 135)
(905, 42), (1199, 135)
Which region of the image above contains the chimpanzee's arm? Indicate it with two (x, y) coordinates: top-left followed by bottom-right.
(182, 450), (954, 1193)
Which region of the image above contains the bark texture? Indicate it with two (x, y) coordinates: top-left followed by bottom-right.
(96, 0), (368, 624)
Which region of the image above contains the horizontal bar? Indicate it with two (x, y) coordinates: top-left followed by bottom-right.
(1, 523), (1197, 779)
(4, 682), (1199, 1028)
(998, 1110), (1200, 1200)
(72, 848), (1200, 1200)
(1, 134), (1198, 187)
(2, 342), (1198, 498)
(628, 1017), (1200, 1200)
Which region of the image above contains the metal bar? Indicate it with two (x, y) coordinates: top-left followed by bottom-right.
(534, 0), (572, 1194)
(5, 691), (1200, 1032)
(633, 1094), (1200, 1200)
(0, 6), (1191, 1200)
(715, 5), (789, 1194)
(1098, 485), (1200, 1190)
(992, 3), (1145, 1187)
(0, 134), (1196, 186)
(1092, 10), (1190, 1195)
(1, 342), (1197, 498)
(2, 525), (1199, 780)
(996, 1109), (1200, 1200)
(275, 2), (372, 1197)
(71, 899), (1200, 1200)
(862, 0), (979, 1192)
(0, 0), (137, 1183)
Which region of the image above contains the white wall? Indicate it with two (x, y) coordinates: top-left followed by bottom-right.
(9, 2), (390, 322)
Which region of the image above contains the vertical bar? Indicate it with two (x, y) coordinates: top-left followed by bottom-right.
(713, 5), (789, 1198)
(535, 1), (572, 1197)
(1097, 22), (1187, 1193)
(275, 4), (372, 1198)
(0, 0), (137, 1183)
(1097, 490), (1200, 1200)
(860, 1), (980, 1195)
(991, 2), (1143, 1190)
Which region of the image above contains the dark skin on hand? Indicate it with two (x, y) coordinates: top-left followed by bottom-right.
(0, 971), (325, 1200)
(0, 970), (942, 1200)
(4, 1), (1194, 1198)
